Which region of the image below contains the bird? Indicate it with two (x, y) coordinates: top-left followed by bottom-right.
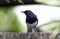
(21, 10), (38, 32)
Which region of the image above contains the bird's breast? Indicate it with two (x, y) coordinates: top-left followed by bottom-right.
(27, 21), (38, 28)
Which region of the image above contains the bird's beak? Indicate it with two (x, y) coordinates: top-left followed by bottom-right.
(21, 11), (24, 13)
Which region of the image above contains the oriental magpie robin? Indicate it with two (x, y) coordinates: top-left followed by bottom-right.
(21, 10), (38, 32)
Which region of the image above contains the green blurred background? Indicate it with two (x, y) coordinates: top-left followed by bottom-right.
(0, 6), (26, 32)
(35, 0), (60, 6)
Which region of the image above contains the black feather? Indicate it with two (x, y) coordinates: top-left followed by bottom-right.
(26, 17), (38, 24)
(22, 10), (38, 32)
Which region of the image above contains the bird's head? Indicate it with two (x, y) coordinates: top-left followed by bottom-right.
(21, 10), (32, 14)
(21, 10), (36, 17)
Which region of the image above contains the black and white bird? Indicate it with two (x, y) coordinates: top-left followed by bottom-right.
(21, 10), (38, 32)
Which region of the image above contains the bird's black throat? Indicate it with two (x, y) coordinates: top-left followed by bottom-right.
(26, 17), (38, 24)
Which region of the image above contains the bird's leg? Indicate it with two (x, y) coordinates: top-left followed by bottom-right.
(27, 27), (32, 32)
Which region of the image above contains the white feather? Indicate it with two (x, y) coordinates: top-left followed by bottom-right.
(27, 21), (38, 28)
